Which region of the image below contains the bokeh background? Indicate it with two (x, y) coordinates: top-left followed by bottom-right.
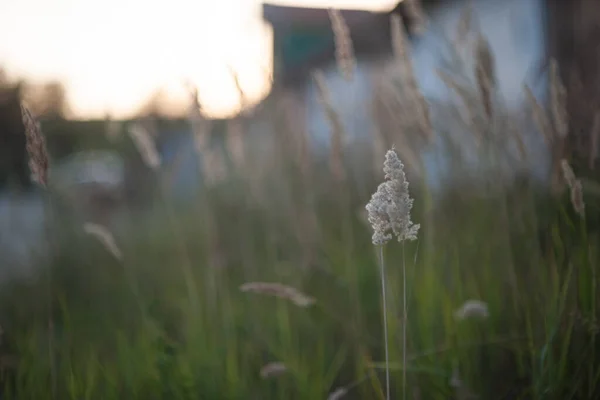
(0, 0), (599, 398)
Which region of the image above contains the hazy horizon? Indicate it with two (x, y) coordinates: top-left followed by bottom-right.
(0, 0), (398, 119)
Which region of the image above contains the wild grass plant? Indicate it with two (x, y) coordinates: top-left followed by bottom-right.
(0, 4), (599, 400)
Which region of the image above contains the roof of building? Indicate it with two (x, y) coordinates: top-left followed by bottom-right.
(263, 2), (404, 86)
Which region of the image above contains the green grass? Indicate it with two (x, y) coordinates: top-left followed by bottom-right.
(0, 164), (597, 400)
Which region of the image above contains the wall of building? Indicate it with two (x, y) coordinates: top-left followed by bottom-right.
(290, 0), (549, 190)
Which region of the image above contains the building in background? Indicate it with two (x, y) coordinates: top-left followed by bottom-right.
(261, 0), (550, 189)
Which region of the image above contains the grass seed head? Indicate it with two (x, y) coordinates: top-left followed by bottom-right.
(259, 362), (287, 379)
(454, 300), (489, 320)
(328, 9), (355, 81)
(127, 122), (161, 170)
(327, 387), (349, 400)
(240, 282), (316, 307)
(20, 103), (49, 187)
(366, 147), (420, 245)
(83, 223), (123, 261)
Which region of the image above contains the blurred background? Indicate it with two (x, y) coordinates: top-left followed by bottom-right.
(0, 0), (599, 398)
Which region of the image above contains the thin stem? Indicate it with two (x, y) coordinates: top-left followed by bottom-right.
(158, 179), (200, 311)
(378, 245), (391, 400)
(45, 195), (56, 399)
(402, 241), (407, 400)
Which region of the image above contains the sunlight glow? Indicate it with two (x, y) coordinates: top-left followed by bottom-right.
(0, 0), (397, 119)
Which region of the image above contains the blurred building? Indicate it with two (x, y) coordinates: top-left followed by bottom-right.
(261, 0), (550, 189)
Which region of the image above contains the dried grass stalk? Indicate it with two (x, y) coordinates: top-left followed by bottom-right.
(560, 159), (577, 186)
(278, 91), (312, 180)
(561, 159), (585, 217)
(454, 300), (489, 320)
(313, 70), (346, 182)
(127, 122), (161, 169)
(523, 85), (553, 146)
(327, 387), (349, 400)
(83, 223), (122, 260)
(403, 0), (428, 35)
(239, 282), (316, 307)
(508, 119), (528, 162)
(474, 34), (495, 120)
(455, 0), (473, 46)
(187, 84), (211, 154)
(436, 69), (481, 144)
(390, 15), (433, 141)
(549, 60), (568, 139)
(259, 362), (287, 379)
(328, 9), (355, 81)
(229, 67), (248, 113)
(569, 180), (585, 218)
(20, 103), (49, 187)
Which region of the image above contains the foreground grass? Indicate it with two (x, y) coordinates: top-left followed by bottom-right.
(0, 170), (597, 400)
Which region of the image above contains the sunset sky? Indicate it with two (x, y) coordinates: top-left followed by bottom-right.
(0, 0), (397, 119)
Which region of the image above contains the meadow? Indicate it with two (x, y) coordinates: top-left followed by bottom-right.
(0, 8), (599, 400)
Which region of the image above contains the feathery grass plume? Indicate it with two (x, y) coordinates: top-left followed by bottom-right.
(523, 85), (553, 146)
(313, 70), (346, 182)
(186, 84), (212, 154)
(277, 91), (312, 181)
(185, 87), (225, 184)
(569, 180), (585, 218)
(225, 69), (248, 169)
(366, 147), (419, 400)
(127, 122), (160, 170)
(83, 223), (122, 261)
(455, 0), (473, 46)
(403, 0), (428, 35)
(328, 9), (355, 81)
(590, 111), (599, 169)
(366, 148), (420, 244)
(20, 103), (49, 187)
(390, 14), (433, 142)
(454, 300), (489, 320)
(327, 387), (348, 400)
(561, 159), (577, 187)
(259, 362), (287, 379)
(474, 33), (495, 120)
(239, 282), (316, 307)
(507, 115), (528, 162)
(561, 159), (585, 217)
(549, 59), (568, 139)
(436, 69), (482, 144)
(371, 70), (426, 175)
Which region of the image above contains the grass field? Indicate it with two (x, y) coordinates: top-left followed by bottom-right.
(1, 8), (599, 399)
(0, 149), (597, 399)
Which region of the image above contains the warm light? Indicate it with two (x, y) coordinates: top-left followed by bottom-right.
(0, 0), (396, 119)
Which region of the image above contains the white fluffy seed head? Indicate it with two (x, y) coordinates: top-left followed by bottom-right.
(328, 387), (349, 400)
(260, 362), (287, 379)
(366, 148), (420, 245)
(454, 300), (489, 320)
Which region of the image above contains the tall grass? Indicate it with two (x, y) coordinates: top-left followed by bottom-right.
(0, 5), (599, 400)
